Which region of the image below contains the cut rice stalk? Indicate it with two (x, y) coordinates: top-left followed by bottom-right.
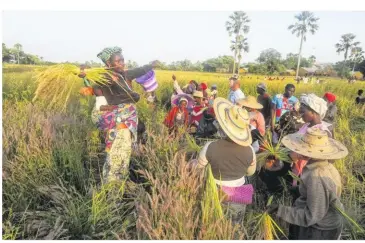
(32, 64), (112, 110)
(333, 204), (365, 234)
(201, 165), (223, 224)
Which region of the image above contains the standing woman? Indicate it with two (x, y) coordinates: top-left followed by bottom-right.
(81, 46), (157, 184)
(268, 127), (348, 240)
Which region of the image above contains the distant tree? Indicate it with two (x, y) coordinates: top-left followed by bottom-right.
(356, 59), (365, 77)
(335, 33), (361, 77)
(283, 53), (311, 69)
(230, 35), (249, 73)
(309, 55), (316, 65)
(226, 11), (250, 74)
(2, 43), (13, 63)
(247, 63), (267, 74)
(335, 33), (361, 64)
(13, 43), (23, 64)
(349, 47), (364, 72)
(288, 11), (319, 78)
(257, 48), (282, 74)
(126, 60), (139, 69)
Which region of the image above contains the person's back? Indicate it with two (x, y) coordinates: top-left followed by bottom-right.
(257, 93), (272, 126)
(294, 161), (343, 230)
(204, 139), (255, 181)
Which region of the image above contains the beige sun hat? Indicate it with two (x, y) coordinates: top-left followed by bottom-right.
(281, 127), (348, 160)
(236, 96), (263, 110)
(213, 97), (252, 146)
(193, 90), (204, 98)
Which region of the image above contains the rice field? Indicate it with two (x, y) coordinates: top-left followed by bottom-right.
(2, 64), (365, 240)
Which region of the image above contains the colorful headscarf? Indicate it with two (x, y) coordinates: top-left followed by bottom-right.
(97, 46), (123, 64)
(324, 92), (336, 103)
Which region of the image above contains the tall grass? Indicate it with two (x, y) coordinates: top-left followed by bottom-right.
(2, 64), (365, 239)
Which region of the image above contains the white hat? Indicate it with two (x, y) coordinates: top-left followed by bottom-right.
(300, 93), (328, 119)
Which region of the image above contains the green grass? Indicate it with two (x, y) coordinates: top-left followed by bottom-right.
(2, 64), (365, 240)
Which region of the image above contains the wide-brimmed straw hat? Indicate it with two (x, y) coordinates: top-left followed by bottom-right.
(213, 97), (252, 146)
(193, 90), (204, 98)
(281, 127), (348, 160)
(236, 96), (263, 110)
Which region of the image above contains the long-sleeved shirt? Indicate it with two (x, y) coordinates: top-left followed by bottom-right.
(95, 64), (153, 105)
(323, 103), (337, 124)
(228, 89), (245, 104)
(277, 161), (343, 230)
(173, 80), (184, 95)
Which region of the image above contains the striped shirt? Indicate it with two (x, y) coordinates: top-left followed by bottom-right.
(277, 161), (343, 230)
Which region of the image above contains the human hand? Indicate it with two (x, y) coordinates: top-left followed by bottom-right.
(266, 204), (279, 214)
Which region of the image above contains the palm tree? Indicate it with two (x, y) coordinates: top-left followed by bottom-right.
(288, 11), (319, 78)
(335, 33), (360, 64)
(226, 11), (250, 74)
(350, 47), (364, 72)
(13, 43), (23, 64)
(230, 35), (249, 72)
(309, 55), (316, 65)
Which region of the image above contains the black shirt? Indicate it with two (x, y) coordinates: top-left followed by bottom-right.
(96, 64), (153, 105)
(257, 93), (272, 126)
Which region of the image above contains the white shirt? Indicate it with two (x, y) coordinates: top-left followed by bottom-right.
(95, 96), (108, 111)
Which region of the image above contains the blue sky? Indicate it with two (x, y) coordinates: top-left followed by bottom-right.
(3, 11), (365, 65)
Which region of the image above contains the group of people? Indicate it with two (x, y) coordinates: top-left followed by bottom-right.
(79, 46), (350, 240)
(163, 73), (348, 240)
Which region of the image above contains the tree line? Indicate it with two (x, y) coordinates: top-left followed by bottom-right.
(226, 11), (365, 78)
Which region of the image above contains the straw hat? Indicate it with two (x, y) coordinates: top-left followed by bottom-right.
(281, 127), (348, 160)
(213, 97), (252, 146)
(236, 96), (263, 110)
(193, 90), (204, 98)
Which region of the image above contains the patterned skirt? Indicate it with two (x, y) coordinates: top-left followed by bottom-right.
(91, 103), (138, 183)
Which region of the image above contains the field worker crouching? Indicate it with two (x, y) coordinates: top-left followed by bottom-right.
(267, 127), (348, 240)
(192, 97), (257, 225)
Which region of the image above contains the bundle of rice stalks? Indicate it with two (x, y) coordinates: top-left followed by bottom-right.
(32, 64), (112, 110)
(254, 196), (287, 240)
(201, 165), (224, 224)
(257, 132), (291, 168)
(184, 134), (203, 153)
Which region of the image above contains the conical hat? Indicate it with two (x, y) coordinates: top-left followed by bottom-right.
(213, 97), (252, 146)
(281, 127), (348, 160)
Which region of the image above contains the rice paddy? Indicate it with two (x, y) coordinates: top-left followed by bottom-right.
(2, 64), (365, 240)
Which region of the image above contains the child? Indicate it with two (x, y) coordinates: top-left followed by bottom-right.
(91, 86), (108, 124)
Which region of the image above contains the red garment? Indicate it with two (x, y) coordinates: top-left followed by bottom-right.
(190, 105), (206, 126)
(200, 83), (208, 91)
(324, 92), (336, 103)
(164, 106), (189, 129)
